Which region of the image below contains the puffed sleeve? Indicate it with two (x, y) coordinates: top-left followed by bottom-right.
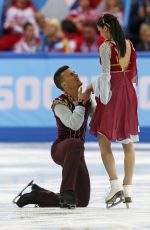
(92, 42), (112, 104)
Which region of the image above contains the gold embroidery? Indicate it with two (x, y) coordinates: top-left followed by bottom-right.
(111, 62), (131, 66)
(111, 70), (131, 73)
(51, 95), (74, 111)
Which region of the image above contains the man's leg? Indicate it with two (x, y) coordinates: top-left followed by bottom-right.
(16, 138), (84, 208)
(37, 190), (60, 207)
(75, 157), (90, 207)
(52, 138), (83, 192)
(51, 138), (84, 207)
(15, 185), (60, 208)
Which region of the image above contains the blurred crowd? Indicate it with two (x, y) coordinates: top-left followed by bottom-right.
(0, 0), (149, 53)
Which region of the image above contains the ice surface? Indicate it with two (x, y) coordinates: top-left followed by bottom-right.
(0, 142), (150, 230)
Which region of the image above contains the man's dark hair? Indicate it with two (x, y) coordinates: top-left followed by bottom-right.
(53, 65), (69, 90)
(61, 19), (77, 34)
(23, 22), (33, 31)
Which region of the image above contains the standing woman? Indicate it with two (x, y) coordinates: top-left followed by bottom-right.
(87, 14), (139, 208)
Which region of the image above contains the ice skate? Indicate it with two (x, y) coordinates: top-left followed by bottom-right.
(123, 185), (132, 209)
(105, 180), (124, 209)
(12, 180), (34, 204)
(15, 191), (38, 208)
(60, 190), (78, 209)
(31, 183), (47, 192)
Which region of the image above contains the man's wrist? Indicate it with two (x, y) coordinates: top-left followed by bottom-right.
(77, 101), (85, 107)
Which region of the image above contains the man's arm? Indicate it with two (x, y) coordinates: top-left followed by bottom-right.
(54, 104), (85, 131)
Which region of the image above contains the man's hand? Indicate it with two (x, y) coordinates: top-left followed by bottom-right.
(78, 87), (91, 105)
(86, 84), (94, 94)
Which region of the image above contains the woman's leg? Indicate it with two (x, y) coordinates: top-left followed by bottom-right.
(98, 134), (118, 180)
(122, 142), (135, 185)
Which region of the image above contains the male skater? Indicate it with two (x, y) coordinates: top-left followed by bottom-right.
(14, 66), (95, 209)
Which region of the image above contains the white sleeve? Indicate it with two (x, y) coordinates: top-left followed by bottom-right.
(4, 8), (16, 29)
(54, 104), (85, 131)
(92, 42), (112, 104)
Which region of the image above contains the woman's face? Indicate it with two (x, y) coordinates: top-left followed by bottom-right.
(97, 25), (110, 39)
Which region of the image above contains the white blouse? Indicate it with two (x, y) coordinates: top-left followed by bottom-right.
(92, 42), (112, 104)
(54, 100), (96, 131)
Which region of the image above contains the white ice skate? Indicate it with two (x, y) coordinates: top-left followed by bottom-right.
(105, 179), (124, 208)
(123, 185), (132, 209)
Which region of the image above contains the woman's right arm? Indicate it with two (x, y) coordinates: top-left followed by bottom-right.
(91, 42), (112, 104)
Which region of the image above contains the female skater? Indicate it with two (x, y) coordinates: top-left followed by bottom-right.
(86, 14), (139, 208)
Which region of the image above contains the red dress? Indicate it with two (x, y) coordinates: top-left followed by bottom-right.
(90, 41), (139, 142)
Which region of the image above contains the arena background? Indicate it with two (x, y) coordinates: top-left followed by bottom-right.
(0, 1), (150, 229)
(0, 52), (150, 142)
(0, 0), (150, 142)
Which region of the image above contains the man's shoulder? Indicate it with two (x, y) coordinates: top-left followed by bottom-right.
(51, 94), (70, 110)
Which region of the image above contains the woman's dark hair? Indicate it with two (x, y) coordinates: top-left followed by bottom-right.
(97, 14), (126, 57)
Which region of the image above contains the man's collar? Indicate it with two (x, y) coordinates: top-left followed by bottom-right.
(64, 93), (76, 104)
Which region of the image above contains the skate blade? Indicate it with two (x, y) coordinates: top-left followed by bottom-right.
(106, 191), (124, 209)
(125, 203), (129, 209)
(60, 202), (76, 209)
(123, 198), (132, 209)
(106, 197), (124, 209)
(12, 180), (34, 204)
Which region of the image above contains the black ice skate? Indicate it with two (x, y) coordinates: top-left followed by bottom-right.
(60, 190), (78, 209)
(15, 191), (38, 208)
(31, 183), (47, 192)
(12, 180), (34, 204)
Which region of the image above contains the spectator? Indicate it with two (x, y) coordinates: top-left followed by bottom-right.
(67, 11), (84, 35)
(136, 23), (150, 51)
(61, 19), (83, 52)
(129, 0), (150, 45)
(77, 21), (99, 52)
(138, 0), (150, 24)
(4, 0), (39, 36)
(13, 22), (41, 53)
(97, 0), (124, 26)
(78, 0), (98, 22)
(35, 12), (46, 36)
(69, 0), (97, 24)
(90, 0), (102, 8)
(41, 18), (71, 53)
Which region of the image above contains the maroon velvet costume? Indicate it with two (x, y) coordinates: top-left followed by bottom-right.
(90, 41), (139, 142)
(37, 94), (91, 207)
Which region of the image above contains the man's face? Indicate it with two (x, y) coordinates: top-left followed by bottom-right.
(84, 26), (97, 41)
(24, 25), (34, 40)
(44, 23), (57, 37)
(61, 68), (82, 92)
